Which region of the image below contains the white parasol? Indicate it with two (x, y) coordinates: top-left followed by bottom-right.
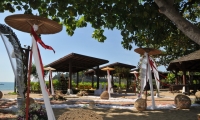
(5, 14), (62, 120)
(134, 48), (162, 110)
(101, 67), (114, 99)
(44, 67), (56, 96)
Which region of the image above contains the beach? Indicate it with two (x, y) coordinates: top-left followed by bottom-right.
(1, 90), (14, 94)
(0, 90), (200, 120)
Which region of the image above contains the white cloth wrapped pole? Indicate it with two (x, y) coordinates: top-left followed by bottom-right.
(50, 70), (55, 95)
(139, 52), (156, 109)
(32, 36), (55, 120)
(140, 54), (148, 97)
(107, 70), (112, 99)
(146, 53), (156, 110)
(149, 57), (160, 96)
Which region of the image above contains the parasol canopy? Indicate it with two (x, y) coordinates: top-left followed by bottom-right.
(44, 67), (56, 71)
(101, 67), (115, 71)
(5, 14), (62, 34)
(134, 48), (162, 55)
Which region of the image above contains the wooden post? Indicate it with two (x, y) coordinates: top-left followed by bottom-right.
(69, 61), (72, 89)
(14, 77), (16, 93)
(92, 74), (94, 88)
(96, 66), (99, 89)
(25, 47), (32, 120)
(48, 73), (51, 92)
(183, 70), (186, 94)
(76, 72), (79, 88)
(175, 70), (178, 85)
(111, 71), (114, 87)
(23, 46), (30, 98)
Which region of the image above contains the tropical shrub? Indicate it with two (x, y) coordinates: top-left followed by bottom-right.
(17, 103), (47, 120)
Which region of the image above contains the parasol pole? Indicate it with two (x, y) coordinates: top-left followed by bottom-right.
(107, 70), (111, 99)
(50, 70), (55, 95)
(101, 67), (114, 99)
(131, 71), (139, 96)
(25, 46), (32, 120)
(49, 71), (51, 93)
(145, 60), (148, 104)
(146, 54), (156, 110)
(47, 69), (55, 95)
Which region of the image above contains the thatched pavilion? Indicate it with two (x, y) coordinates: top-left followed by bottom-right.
(167, 50), (200, 94)
(84, 62), (136, 89)
(45, 53), (109, 93)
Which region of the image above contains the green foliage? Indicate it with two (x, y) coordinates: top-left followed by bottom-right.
(30, 79), (127, 91)
(114, 66), (130, 78)
(7, 92), (17, 95)
(52, 79), (61, 89)
(31, 64), (38, 78)
(2, 0), (200, 67)
(193, 80), (200, 84)
(30, 82), (41, 91)
(166, 72), (175, 83)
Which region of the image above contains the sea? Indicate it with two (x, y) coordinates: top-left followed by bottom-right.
(0, 82), (14, 91)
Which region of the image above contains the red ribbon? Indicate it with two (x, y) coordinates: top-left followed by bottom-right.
(31, 27), (55, 53)
(148, 55), (160, 82)
(31, 27), (51, 95)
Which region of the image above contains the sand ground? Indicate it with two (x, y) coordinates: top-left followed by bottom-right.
(0, 90), (200, 120)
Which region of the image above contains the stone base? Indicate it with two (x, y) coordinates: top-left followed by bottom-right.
(17, 97), (24, 109)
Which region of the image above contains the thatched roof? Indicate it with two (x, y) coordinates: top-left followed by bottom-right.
(167, 50), (200, 71)
(170, 50), (200, 63)
(45, 53), (109, 72)
(84, 62), (136, 76)
(102, 62), (136, 69)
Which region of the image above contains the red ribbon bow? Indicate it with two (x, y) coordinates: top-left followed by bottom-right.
(31, 27), (55, 53)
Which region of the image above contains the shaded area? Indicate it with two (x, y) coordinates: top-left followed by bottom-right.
(167, 50), (200, 95)
(53, 107), (200, 120)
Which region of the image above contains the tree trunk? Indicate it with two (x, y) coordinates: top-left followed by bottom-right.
(155, 0), (200, 45)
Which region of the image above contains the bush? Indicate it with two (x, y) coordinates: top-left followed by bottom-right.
(52, 79), (61, 90)
(17, 103), (48, 120)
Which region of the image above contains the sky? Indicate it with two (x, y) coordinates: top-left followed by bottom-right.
(0, 11), (166, 82)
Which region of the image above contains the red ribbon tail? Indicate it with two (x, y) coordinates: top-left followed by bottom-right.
(31, 27), (55, 53)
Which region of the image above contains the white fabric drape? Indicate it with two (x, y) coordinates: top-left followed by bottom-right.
(139, 52), (160, 110)
(32, 36), (55, 120)
(140, 54), (148, 96)
(107, 70), (112, 99)
(50, 70), (55, 95)
(146, 53), (156, 109)
(149, 57), (160, 93)
(0, 32), (24, 98)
